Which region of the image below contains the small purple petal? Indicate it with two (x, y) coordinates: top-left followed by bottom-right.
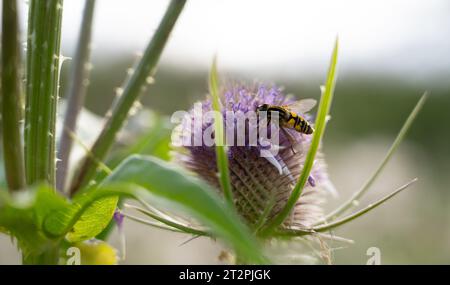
(114, 210), (124, 229)
(308, 175), (316, 187)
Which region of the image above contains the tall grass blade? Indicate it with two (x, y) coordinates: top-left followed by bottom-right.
(209, 57), (234, 207)
(262, 38), (339, 234)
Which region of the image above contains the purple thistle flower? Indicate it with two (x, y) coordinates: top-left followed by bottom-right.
(174, 83), (336, 230)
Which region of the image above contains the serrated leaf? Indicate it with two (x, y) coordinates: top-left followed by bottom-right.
(43, 193), (119, 243)
(65, 196), (118, 242)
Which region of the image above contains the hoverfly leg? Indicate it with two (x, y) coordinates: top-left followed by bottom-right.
(281, 127), (297, 154)
(266, 117), (271, 126)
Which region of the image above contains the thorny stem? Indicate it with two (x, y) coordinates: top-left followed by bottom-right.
(56, 0), (96, 193)
(1, 0), (26, 190)
(25, 0), (64, 187)
(68, 0), (186, 195)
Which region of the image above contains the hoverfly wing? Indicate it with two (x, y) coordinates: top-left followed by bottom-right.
(283, 98), (317, 114)
(280, 127), (303, 154)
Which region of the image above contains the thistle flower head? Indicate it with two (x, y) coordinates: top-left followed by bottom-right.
(174, 83), (335, 230)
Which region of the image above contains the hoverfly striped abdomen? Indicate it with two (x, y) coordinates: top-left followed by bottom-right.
(291, 113), (314, 135)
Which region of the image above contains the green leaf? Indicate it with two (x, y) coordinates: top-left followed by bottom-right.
(44, 155), (267, 264)
(42, 191), (118, 243)
(65, 196), (118, 242)
(0, 185), (69, 258)
(106, 155), (266, 264)
(209, 57), (234, 207)
(91, 113), (173, 241)
(262, 38), (339, 234)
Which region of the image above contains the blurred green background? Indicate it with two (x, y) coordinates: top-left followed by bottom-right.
(69, 61), (450, 264)
(1, 0), (449, 264)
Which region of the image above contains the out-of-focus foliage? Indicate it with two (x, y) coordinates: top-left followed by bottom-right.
(74, 240), (119, 265)
(0, 185), (69, 259)
(1, 155), (267, 264)
(60, 239), (119, 265)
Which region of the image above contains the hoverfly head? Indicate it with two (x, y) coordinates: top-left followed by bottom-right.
(256, 103), (269, 112)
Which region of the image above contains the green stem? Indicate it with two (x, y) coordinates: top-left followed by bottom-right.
(22, 244), (61, 265)
(56, 0), (96, 192)
(1, 0), (26, 191)
(69, 0), (186, 195)
(25, 0), (64, 187)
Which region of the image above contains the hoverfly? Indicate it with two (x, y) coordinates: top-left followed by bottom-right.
(256, 99), (317, 151)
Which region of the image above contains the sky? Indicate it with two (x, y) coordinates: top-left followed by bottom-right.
(18, 0), (450, 81)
